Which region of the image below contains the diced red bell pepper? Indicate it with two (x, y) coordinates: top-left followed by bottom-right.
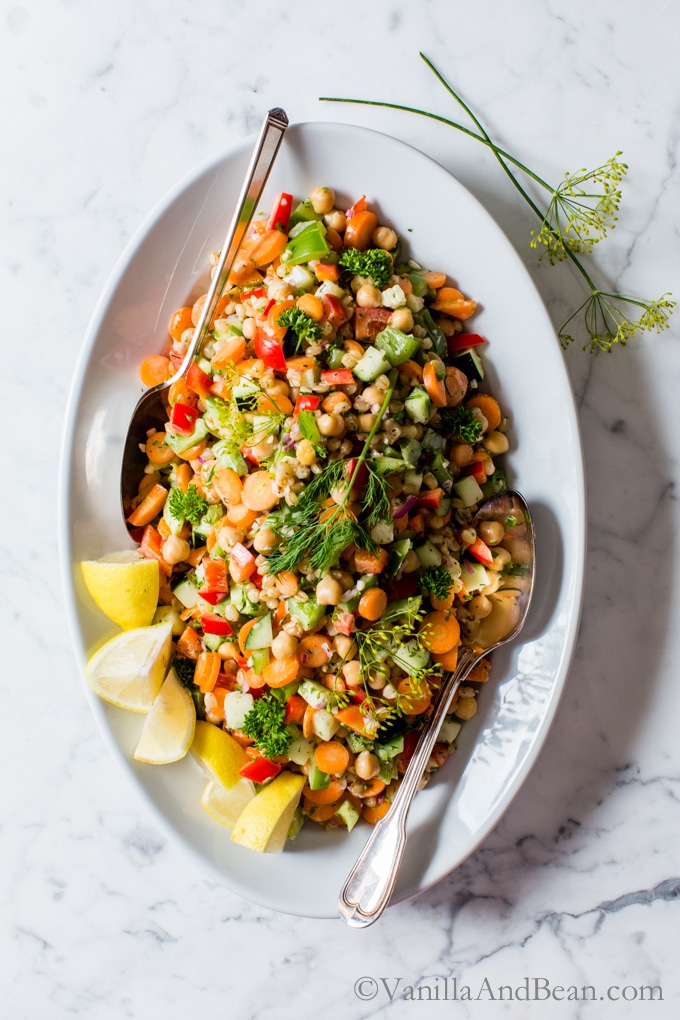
(468, 460), (488, 485)
(415, 488), (444, 510)
(229, 542), (256, 582)
(346, 195), (367, 219)
(350, 688), (368, 704)
(315, 262), (339, 282)
(334, 611), (356, 636)
(263, 297), (276, 317)
(202, 558), (229, 592)
(250, 570), (263, 590)
(140, 525), (172, 576)
(354, 307), (392, 340)
(467, 537), (494, 566)
(293, 393), (320, 419)
(396, 728), (423, 774)
(200, 613), (234, 637)
(239, 756), (281, 783)
(241, 447), (260, 465)
(447, 332), (486, 355)
(344, 457), (369, 489)
(321, 294), (348, 327)
(254, 329), (287, 372)
(283, 694), (307, 725)
(170, 401), (200, 436)
(388, 574), (419, 600)
(267, 192), (293, 232)
(321, 368), (354, 386)
(198, 590), (226, 606)
(186, 362), (213, 399)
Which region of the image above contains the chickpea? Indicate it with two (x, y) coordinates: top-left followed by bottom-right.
(361, 385), (383, 409)
(324, 208), (347, 232)
(490, 546), (512, 570)
(333, 634), (358, 659)
(253, 526), (279, 553)
(390, 307), (414, 332)
(479, 520), (505, 546)
(266, 279), (294, 302)
(217, 524), (245, 549)
(342, 660), (362, 686)
(372, 225), (398, 250)
(317, 413), (345, 437)
(161, 535), (190, 565)
(358, 412), (378, 432)
(469, 594), (493, 619)
(249, 433), (278, 460)
(355, 751), (380, 780)
(271, 631), (299, 660)
(296, 438), (317, 466)
(483, 430), (510, 455)
(401, 549), (421, 573)
(454, 696), (478, 721)
(241, 316), (256, 340)
(356, 283), (383, 308)
(310, 186), (335, 215)
(316, 576), (343, 605)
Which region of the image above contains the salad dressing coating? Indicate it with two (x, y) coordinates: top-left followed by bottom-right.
(131, 188), (519, 839)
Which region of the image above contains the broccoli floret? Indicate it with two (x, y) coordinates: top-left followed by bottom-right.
(339, 247), (393, 288)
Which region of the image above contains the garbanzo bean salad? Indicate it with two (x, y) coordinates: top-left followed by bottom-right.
(129, 186), (512, 836)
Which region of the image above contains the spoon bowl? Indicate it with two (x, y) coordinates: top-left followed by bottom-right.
(337, 488), (535, 927)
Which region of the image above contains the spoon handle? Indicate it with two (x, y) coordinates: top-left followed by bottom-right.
(175, 108), (289, 377)
(337, 645), (480, 927)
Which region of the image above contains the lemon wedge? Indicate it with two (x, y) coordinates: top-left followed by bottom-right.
(200, 778), (256, 828)
(231, 772), (306, 853)
(81, 551), (159, 630)
(134, 668), (196, 764)
(84, 622), (172, 712)
(189, 720), (248, 789)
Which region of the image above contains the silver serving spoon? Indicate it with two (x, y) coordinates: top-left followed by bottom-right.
(120, 107), (289, 520)
(338, 489), (535, 927)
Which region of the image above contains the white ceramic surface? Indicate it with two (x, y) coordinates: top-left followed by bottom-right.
(60, 122), (584, 918)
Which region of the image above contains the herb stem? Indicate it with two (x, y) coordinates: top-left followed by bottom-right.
(346, 368), (398, 495)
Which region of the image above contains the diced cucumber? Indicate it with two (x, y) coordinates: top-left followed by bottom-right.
(453, 346), (485, 382)
(481, 469), (507, 499)
(374, 326), (420, 366)
(453, 474), (484, 507)
(287, 805), (305, 841)
(375, 735), (404, 761)
(345, 732), (374, 754)
(374, 455), (408, 474)
(314, 280), (345, 299)
(431, 450), (453, 485)
(243, 614), (273, 650)
(172, 579), (200, 609)
(312, 709), (340, 741)
(356, 574), (379, 593)
(232, 377), (260, 408)
(270, 681), (299, 703)
(389, 637), (431, 673)
(421, 428), (446, 451)
(415, 539), (443, 568)
(286, 595), (325, 631)
(203, 633), (223, 652)
(230, 583), (260, 616)
(386, 538), (412, 578)
(353, 346), (392, 382)
(164, 417), (209, 454)
(405, 387), (431, 424)
(461, 560), (489, 592)
(249, 646), (270, 673)
(163, 494), (185, 535)
(370, 519), (394, 544)
(287, 734), (314, 766)
(289, 198), (324, 228)
(435, 497), (451, 517)
(398, 438), (422, 466)
(403, 469), (423, 491)
(224, 691), (254, 731)
(297, 679), (329, 710)
(335, 798), (361, 832)
(438, 718), (462, 744)
(212, 439), (249, 476)
(379, 759), (398, 784)
(308, 761), (331, 790)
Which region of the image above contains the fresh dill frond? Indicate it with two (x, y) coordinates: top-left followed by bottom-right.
(167, 484), (209, 526)
(339, 247), (393, 288)
(277, 307), (322, 351)
(364, 462), (391, 528)
(530, 155), (628, 263)
(418, 565), (455, 600)
(241, 693), (291, 760)
(440, 405), (484, 443)
(559, 290), (676, 353)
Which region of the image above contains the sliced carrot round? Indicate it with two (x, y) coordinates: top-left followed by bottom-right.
(241, 471), (279, 511)
(145, 432), (176, 465)
(423, 361), (447, 408)
(298, 634), (332, 668)
(466, 393), (502, 432)
(358, 587), (388, 621)
(432, 645), (459, 670)
(212, 334), (247, 369)
(262, 655), (299, 688)
(169, 306), (193, 342)
(396, 678), (432, 716)
(313, 741), (350, 776)
(302, 779), (346, 805)
(419, 610), (460, 654)
(140, 355), (172, 388)
(363, 800), (391, 825)
(212, 468), (243, 505)
(226, 502), (258, 528)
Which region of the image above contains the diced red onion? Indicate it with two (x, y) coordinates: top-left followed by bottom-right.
(392, 495), (418, 519)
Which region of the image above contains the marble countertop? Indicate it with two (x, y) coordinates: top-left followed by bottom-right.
(3, 0), (679, 1015)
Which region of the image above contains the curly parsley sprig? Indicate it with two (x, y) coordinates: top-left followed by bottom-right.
(321, 53), (675, 353)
